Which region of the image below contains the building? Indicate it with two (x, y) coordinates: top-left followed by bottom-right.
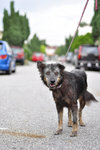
(46, 46), (57, 56)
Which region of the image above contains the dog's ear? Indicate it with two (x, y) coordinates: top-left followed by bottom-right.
(37, 61), (45, 73)
(57, 63), (65, 70)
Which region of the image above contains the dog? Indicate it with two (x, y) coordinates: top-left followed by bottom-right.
(37, 61), (98, 137)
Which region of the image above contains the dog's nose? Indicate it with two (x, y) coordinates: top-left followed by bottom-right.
(50, 79), (55, 84)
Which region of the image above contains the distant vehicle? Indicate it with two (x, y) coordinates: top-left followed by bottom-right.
(11, 46), (25, 65)
(0, 40), (16, 74)
(75, 45), (100, 70)
(72, 49), (78, 65)
(58, 56), (66, 63)
(32, 52), (44, 62)
(66, 52), (73, 63)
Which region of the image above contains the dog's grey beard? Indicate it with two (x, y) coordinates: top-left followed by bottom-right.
(44, 76), (62, 90)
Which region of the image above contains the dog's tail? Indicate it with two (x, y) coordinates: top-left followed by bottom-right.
(83, 90), (98, 105)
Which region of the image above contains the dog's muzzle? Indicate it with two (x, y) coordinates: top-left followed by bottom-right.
(50, 79), (55, 89)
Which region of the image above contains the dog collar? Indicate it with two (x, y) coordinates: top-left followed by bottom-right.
(57, 84), (62, 89)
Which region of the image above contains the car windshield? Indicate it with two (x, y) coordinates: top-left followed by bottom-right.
(11, 47), (22, 54)
(67, 52), (73, 58)
(81, 46), (98, 56)
(0, 43), (3, 50)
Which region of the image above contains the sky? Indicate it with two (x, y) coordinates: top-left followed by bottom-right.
(0, 0), (94, 46)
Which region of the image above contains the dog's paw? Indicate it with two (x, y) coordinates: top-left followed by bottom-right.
(70, 131), (77, 137)
(68, 121), (73, 127)
(79, 121), (85, 127)
(54, 129), (62, 135)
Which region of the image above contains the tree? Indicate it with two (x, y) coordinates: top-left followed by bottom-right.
(3, 1), (30, 46)
(27, 34), (41, 52)
(24, 34), (46, 60)
(56, 35), (73, 56)
(56, 45), (66, 56)
(65, 35), (73, 53)
(40, 45), (46, 54)
(56, 33), (94, 56)
(80, 22), (88, 27)
(71, 33), (94, 52)
(91, 0), (100, 42)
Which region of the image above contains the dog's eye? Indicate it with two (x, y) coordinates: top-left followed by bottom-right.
(55, 71), (58, 76)
(46, 71), (50, 75)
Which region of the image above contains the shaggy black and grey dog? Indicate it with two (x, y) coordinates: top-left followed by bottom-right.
(37, 61), (97, 137)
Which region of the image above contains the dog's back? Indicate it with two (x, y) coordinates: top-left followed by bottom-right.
(71, 70), (87, 97)
(60, 70), (88, 101)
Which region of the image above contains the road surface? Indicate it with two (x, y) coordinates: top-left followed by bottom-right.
(0, 62), (100, 150)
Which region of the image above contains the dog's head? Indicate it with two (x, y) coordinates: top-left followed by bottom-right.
(37, 61), (65, 90)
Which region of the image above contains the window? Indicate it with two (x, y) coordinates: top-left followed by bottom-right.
(5, 42), (12, 54)
(82, 46), (98, 56)
(0, 43), (3, 50)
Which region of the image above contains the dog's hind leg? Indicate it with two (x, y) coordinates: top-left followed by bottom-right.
(55, 104), (63, 135)
(68, 108), (73, 127)
(78, 96), (85, 126)
(70, 104), (78, 137)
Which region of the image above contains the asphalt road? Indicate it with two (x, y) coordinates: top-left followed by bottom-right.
(0, 62), (100, 150)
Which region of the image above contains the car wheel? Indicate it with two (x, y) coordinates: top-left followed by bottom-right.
(75, 65), (80, 69)
(12, 64), (16, 73)
(6, 66), (12, 75)
(21, 60), (24, 65)
(12, 68), (16, 73)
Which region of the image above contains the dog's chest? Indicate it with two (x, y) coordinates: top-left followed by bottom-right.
(52, 89), (70, 107)
(53, 89), (62, 100)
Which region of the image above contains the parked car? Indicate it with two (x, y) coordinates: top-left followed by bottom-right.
(32, 52), (44, 62)
(0, 40), (16, 74)
(58, 55), (66, 63)
(11, 46), (25, 65)
(66, 52), (73, 63)
(72, 49), (78, 65)
(75, 45), (100, 70)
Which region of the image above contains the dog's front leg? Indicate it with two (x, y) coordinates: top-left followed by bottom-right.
(70, 104), (78, 137)
(55, 104), (63, 135)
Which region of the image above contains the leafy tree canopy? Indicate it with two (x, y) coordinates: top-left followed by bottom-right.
(3, 1), (30, 46)
(56, 33), (94, 56)
(80, 22), (88, 27)
(24, 34), (46, 60)
(91, 0), (100, 42)
(71, 33), (94, 52)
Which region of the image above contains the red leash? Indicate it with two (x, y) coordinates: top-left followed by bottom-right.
(66, 0), (98, 56)
(95, 0), (98, 10)
(66, 0), (89, 55)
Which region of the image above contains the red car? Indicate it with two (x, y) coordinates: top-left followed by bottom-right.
(11, 46), (25, 65)
(32, 53), (44, 62)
